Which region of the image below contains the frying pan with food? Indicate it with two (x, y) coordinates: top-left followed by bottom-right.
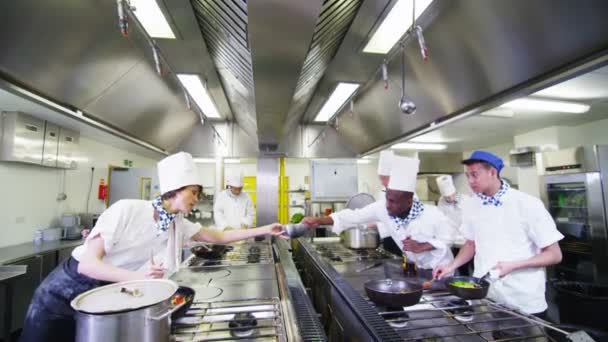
(170, 286), (195, 319)
(443, 276), (490, 300)
(190, 244), (232, 259)
(364, 279), (423, 307)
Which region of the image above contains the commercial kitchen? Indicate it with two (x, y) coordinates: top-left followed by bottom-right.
(1, 0), (608, 341)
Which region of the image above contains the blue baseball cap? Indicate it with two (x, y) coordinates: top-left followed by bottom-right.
(462, 150), (504, 172)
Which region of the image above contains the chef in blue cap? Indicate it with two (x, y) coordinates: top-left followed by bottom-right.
(433, 150), (563, 317)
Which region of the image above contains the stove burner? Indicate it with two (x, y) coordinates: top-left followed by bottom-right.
(229, 312), (258, 337)
(445, 299), (474, 322)
(384, 306), (409, 328)
(248, 246), (261, 254)
(247, 254), (261, 264)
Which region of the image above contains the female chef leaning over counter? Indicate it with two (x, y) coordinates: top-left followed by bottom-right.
(20, 152), (284, 342)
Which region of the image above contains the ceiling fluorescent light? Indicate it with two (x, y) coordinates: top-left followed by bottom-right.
(363, 0), (433, 54)
(224, 159), (240, 164)
(356, 159), (371, 164)
(391, 142), (447, 150)
(314, 83), (360, 122)
(177, 74), (221, 119)
(500, 98), (590, 114)
(480, 108), (515, 118)
(193, 158), (215, 163)
(130, 0), (176, 39)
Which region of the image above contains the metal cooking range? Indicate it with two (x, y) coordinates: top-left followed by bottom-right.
(186, 241), (273, 267)
(293, 239), (592, 341)
(172, 298), (287, 341)
(312, 239), (394, 263)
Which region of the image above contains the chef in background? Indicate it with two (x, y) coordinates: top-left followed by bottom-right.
(433, 151), (563, 316)
(302, 156), (454, 274)
(436, 175), (467, 243)
(213, 172), (255, 230)
(20, 152), (283, 342)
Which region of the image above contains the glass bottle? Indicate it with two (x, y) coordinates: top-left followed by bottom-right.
(402, 254), (417, 277)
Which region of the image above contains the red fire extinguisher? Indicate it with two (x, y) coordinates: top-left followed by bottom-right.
(98, 178), (108, 200)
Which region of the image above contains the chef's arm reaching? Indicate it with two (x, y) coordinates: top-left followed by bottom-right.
(78, 236), (161, 282)
(300, 216), (334, 227)
(193, 223), (284, 244)
(433, 239), (476, 279)
(492, 242), (562, 277)
(402, 237), (435, 253)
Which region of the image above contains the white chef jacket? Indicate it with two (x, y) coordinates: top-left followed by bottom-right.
(437, 194), (468, 245)
(72, 199), (202, 275)
(330, 202), (454, 269)
(460, 188), (564, 314)
(213, 190), (255, 230)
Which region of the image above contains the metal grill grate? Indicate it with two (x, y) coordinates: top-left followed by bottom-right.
(292, 0), (363, 101)
(190, 0), (253, 93)
(289, 286), (328, 341)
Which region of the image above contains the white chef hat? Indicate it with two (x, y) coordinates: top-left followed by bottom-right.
(157, 152), (202, 194)
(436, 175), (456, 197)
(388, 156), (420, 192)
(377, 150), (395, 176)
(226, 172), (244, 187)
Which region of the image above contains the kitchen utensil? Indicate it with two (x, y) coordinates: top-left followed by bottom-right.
(443, 275), (491, 300)
(170, 286), (195, 319)
(190, 244), (232, 259)
(72, 279), (181, 342)
(343, 225), (379, 249)
(398, 46), (416, 115)
(355, 262), (383, 273)
(41, 227), (63, 241)
(283, 223), (310, 238)
(364, 279), (423, 307)
(345, 193), (376, 209)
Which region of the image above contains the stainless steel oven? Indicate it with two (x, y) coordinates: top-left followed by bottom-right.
(543, 145), (608, 284)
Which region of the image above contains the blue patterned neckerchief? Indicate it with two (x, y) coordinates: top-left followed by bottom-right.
(152, 196), (177, 234)
(476, 180), (510, 207)
(391, 200), (424, 229)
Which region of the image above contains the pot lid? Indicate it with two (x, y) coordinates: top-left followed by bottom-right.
(71, 279), (178, 314)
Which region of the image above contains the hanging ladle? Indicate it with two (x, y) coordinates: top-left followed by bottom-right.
(398, 45), (416, 115)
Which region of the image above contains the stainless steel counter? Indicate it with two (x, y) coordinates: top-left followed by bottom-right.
(0, 239), (83, 264)
(0, 265), (27, 282)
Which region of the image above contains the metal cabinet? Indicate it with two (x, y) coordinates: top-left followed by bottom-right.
(7, 256), (42, 332)
(0, 112), (45, 165)
(57, 246), (77, 265)
(0, 282), (6, 341)
(57, 128), (80, 169)
(40, 252), (57, 280)
(41, 122), (59, 167)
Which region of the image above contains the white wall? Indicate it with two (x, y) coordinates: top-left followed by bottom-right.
(0, 137), (159, 248)
(285, 158), (309, 190)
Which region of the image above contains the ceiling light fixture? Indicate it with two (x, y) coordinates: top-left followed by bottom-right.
(193, 158), (215, 163)
(363, 0), (433, 54)
(177, 74), (221, 119)
(130, 0), (176, 39)
(391, 142), (447, 150)
(356, 159), (371, 164)
(224, 159), (241, 164)
(500, 98), (590, 114)
(314, 83), (360, 122)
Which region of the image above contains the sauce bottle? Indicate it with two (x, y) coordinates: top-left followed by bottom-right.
(402, 254), (417, 277)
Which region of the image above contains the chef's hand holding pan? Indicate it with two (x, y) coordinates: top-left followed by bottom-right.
(146, 254), (165, 279)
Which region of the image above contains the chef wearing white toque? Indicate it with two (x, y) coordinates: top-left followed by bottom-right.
(302, 156), (454, 271)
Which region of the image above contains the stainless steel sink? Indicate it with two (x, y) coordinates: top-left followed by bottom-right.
(0, 265), (27, 281)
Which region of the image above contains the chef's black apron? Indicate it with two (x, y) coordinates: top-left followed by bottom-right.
(19, 257), (105, 342)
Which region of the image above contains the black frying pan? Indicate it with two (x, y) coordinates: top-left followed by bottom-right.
(443, 276), (490, 300)
(171, 286), (195, 319)
(364, 279), (423, 307)
(190, 244), (232, 259)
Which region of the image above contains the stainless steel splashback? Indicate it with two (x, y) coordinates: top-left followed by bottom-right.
(256, 158), (279, 226)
